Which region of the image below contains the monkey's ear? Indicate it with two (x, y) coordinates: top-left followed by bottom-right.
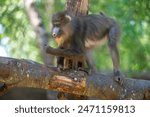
(65, 14), (72, 21)
(64, 10), (73, 21)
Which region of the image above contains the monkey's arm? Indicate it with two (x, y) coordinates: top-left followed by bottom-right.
(45, 45), (85, 58)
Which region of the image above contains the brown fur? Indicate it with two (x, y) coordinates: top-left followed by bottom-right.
(46, 11), (124, 84)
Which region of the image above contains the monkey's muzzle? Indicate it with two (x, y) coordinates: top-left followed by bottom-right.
(52, 27), (61, 38)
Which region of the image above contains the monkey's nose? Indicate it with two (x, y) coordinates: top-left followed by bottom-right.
(52, 33), (57, 38)
(52, 27), (60, 38)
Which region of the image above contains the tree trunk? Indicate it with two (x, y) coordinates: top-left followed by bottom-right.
(65, 0), (88, 16)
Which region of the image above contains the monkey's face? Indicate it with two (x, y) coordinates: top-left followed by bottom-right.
(51, 11), (72, 41)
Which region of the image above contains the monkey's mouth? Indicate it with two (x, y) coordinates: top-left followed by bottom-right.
(55, 36), (64, 45)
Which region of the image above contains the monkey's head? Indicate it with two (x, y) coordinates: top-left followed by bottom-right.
(51, 11), (73, 45)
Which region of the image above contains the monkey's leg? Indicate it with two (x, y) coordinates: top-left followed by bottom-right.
(86, 49), (97, 73)
(57, 56), (64, 71)
(72, 58), (78, 70)
(108, 26), (124, 84)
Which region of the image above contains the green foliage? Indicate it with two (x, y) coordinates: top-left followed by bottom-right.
(0, 0), (150, 72)
(89, 0), (150, 72)
(0, 0), (42, 62)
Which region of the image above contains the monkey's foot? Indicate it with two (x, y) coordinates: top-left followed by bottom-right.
(57, 67), (63, 72)
(57, 65), (65, 72)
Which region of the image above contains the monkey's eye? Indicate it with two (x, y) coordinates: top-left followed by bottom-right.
(53, 21), (60, 27)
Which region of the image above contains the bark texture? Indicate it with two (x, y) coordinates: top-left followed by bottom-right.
(0, 57), (150, 99)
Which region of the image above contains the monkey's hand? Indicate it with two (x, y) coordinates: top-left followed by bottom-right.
(45, 45), (54, 54)
(113, 70), (125, 85)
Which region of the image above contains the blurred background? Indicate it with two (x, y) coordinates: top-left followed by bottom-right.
(0, 0), (150, 99)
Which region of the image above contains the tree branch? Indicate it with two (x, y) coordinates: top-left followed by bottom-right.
(24, 0), (53, 65)
(0, 57), (149, 99)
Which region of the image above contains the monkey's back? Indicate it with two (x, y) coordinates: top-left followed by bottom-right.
(72, 14), (119, 48)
